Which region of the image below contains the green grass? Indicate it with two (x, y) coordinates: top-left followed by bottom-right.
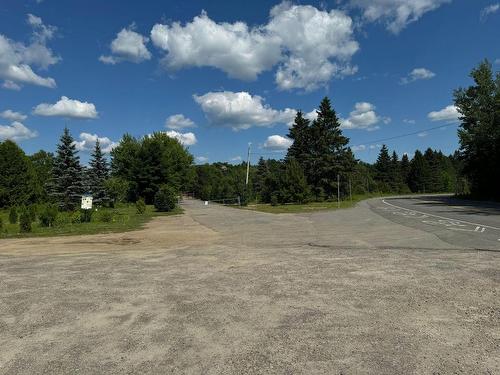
(240, 193), (392, 214)
(0, 204), (183, 239)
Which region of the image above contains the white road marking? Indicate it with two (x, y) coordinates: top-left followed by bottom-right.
(382, 199), (500, 231)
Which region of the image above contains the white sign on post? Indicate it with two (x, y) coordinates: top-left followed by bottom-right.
(81, 195), (93, 210)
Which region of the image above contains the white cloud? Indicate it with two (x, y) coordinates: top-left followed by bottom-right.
(428, 105), (459, 122)
(263, 135), (293, 151)
(268, 3), (359, 91)
(0, 14), (59, 89)
(165, 130), (197, 146)
(73, 132), (117, 153)
(230, 156), (242, 163)
(165, 114), (196, 130)
(349, 0), (451, 33)
(0, 121), (38, 141)
(403, 119), (416, 124)
(1, 109), (27, 122)
(480, 3), (500, 21)
(195, 156), (208, 163)
(341, 102), (387, 131)
(33, 96), (98, 119)
(194, 91), (295, 130)
(351, 144), (366, 152)
(304, 109), (318, 122)
(418, 131), (428, 137)
(151, 3), (358, 91)
(99, 25), (151, 64)
(401, 67), (435, 84)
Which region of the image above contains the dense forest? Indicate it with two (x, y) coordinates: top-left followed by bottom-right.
(0, 60), (498, 213)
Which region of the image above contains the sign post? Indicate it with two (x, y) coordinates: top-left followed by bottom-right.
(81, 194), (93, 222)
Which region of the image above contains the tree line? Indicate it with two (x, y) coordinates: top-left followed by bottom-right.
(0, 60), (497, 213)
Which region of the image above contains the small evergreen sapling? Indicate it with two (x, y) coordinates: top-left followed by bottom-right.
(19, 207), (32, 233)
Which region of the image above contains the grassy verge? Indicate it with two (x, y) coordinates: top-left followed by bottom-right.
(240, 193), (391, 214)
(0, 204), (182, 239)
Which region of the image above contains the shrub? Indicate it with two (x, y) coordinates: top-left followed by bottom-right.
(39, 204), (58, 227)
(0, 216), (3, 232)
(28, 205), (37, 222)
(154, 185), (177, 212)
(136, 198), (146, 214)
(80, 209), (92, 223)
(9, 206), (17, 224)
(270, 193), (279, 206)
(98, 210), (113, 223)
(19, 208), (32, 233)
(54, 214), (70, 227)
(71, 211), (82, 224)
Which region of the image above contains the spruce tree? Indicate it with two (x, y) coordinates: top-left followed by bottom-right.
(374, 145), (392, 191)
(50, 128), (84, 211)
(88, 139), (110, 205)
(307, 97), (351, 198)
(400, 153), (411, 187)
(287, 111), (311, 168)
(390, 151), (402, 192)
(408, 150), (430, 193)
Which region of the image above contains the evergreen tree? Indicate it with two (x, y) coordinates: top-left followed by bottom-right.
(408, 150), (430, 193)
(30, 150), (54, 202)
(287, 111), (311, 168)
(390, 151), (403, 192)
(454, 60), (500, 199)
(400, 153), (411, 187)
(50, 128), (84, 211)
(306, 97), (351, 198)
(88, 139), (110, 205)
(253, 157), (269, 202)
(280, 158), (310, 204)
(374, 145), (392, 192)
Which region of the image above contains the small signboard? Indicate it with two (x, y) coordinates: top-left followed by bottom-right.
(81, 195), (93, 210)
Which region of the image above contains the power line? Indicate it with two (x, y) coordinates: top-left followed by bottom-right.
(249, 123), (457, 159)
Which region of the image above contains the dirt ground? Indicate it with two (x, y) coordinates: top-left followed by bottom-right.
(0, 198), (498, 374)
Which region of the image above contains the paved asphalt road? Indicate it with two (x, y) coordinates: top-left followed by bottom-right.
(0, 197), (498, 374)
(368, 195), (500, 250)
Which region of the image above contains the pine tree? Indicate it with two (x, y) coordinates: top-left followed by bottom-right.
(50, 128), (84, 211)
(281, 158), (310, 204)
(408, 150), (430, 193)
(390, 151), (402, 192)
(374, 145), (392, 191)
(287, 111), (311, 168)
(400, 153), (411, 187)
(306, 97), (351, 199)
(88, 139), (110, 205)
(0, 140), (34, 207)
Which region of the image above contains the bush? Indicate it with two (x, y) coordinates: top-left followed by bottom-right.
(19, 208), (32, 233)
(54, 214), (70, 227)
(136, 198), (146, 214)
(28, 205), (37, 222)
(98, 210), (113, 223)
(39, 204), (58, 227)
(154, 185), (177, 212)
(0, 216), (3, 232)
(9, 206), (17, 224)
(71, 211), (82, 224)
(270, 193), (279, 206)
(80, 209), (92, 223)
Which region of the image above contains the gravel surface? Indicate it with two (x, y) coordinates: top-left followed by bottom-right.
(0, 198), (498, 374)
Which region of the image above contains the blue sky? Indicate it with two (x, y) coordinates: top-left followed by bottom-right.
(0, 0), (499, 164)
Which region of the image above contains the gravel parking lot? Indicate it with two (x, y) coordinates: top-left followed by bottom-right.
(0, 198), (498, 374)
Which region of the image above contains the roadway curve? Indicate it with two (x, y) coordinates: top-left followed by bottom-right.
(368, 195), (500, 251)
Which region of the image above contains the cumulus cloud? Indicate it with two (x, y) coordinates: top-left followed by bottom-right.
(165, 130), (197, 146)
(73, 132), (117, 153)
(0, 14), (59, 89)
(428, 105), (459, 122)
(0, 121), (38, 141)
(151, 3), (358, 91)
(194, 91), (296, 130)
(230, 156), (242, 163)
(33, 96), (98, 119)
(1, 109), (27, 122)
(341, 102), (388, 131)
(351, 144), (366, 152)
(165, 114), (196, 130)
(99, 25), (151, 64)
(480, 3), (500, 21)
(195, 156), (208, 163)
(401, 68), (436, 84)
(263, 135), (293, 151)
(349, 0), (451, 33)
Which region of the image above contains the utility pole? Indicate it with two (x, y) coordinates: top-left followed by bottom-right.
(337, 174), (340, 208)
(245, 142), (251, 186)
